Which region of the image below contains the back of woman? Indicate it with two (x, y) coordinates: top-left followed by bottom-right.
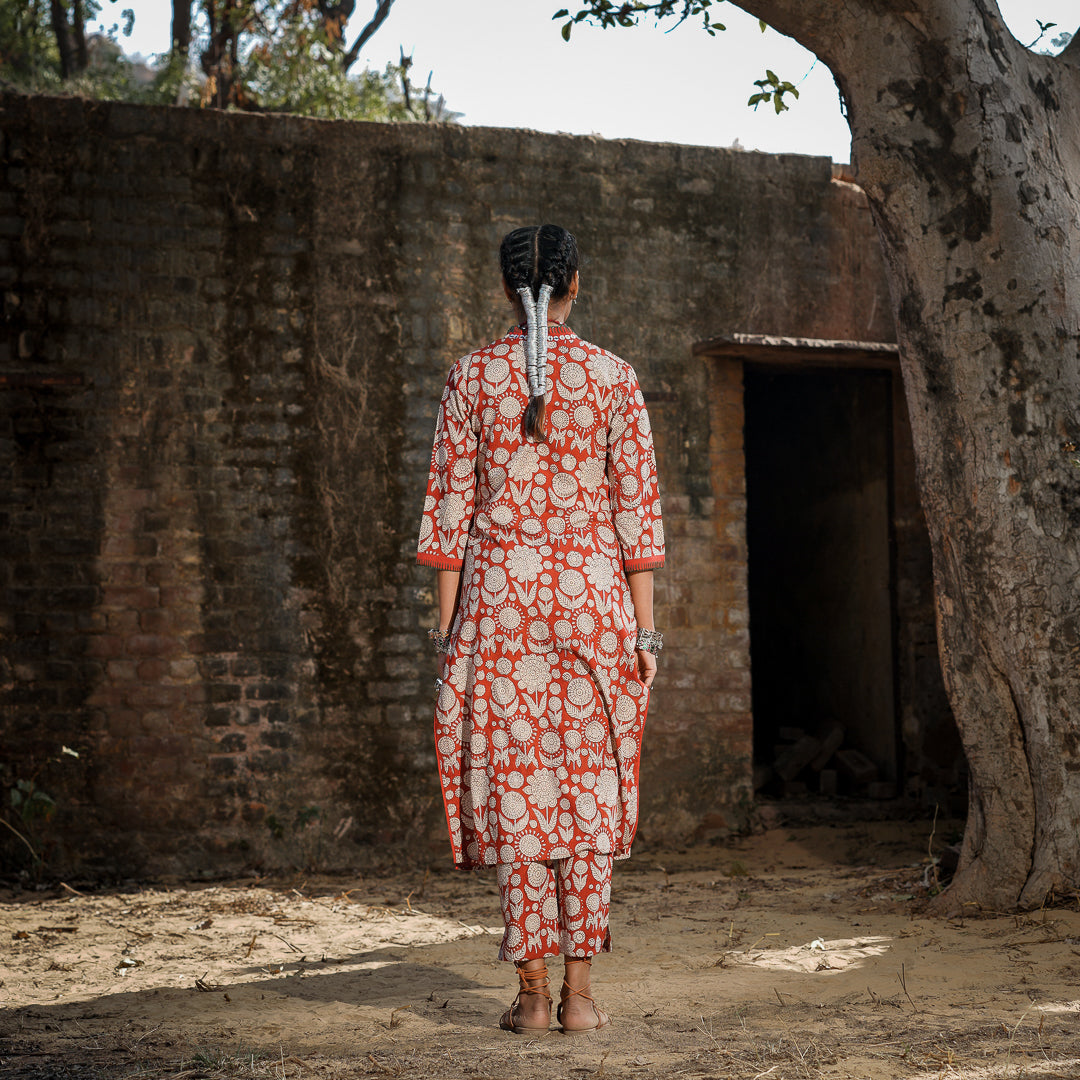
(418, 224), (664, 1034)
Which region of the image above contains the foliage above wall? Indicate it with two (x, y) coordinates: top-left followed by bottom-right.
(0, 0), (456, 122)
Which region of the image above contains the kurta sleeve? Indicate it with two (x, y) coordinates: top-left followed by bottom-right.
(607, 365), (665, 572)
(417, 356), (478, 571)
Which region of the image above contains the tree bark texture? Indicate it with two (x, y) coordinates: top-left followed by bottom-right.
(733, 0), (1080, 909)
(49, 0), (77, 79)
(172, 0), (193, 56)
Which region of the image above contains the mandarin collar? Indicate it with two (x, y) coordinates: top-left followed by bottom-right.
(508, 322), (576, 338)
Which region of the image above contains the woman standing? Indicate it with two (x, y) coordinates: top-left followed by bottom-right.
(417, 225), (664, 1034)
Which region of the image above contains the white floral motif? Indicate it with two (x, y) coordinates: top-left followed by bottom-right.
(558, 568), (586, 598)
(579, 458), (604, 491)
(567, 677), (594, 707)
(505, 545), (542, 583)
(526, 769), (560, 809)
(576, 792), (598, 821)
(559, 362), (587, 390)
(596, 771), (619, 807)
(438, 492), (466, 530)
(540, 730), (561, 754)
(585, 720), (607, 744)
(519, 834), (542, 859)
(507, 445), (539, 480)
(482, 356), (511, 393)
(514, 654), (550, 694)
(614, 511), (642, 548)
(491, 677), (516, 707)
(583, 553), (615, 591)
(502, 791), (527, 820)
(587, 352), (618, 386)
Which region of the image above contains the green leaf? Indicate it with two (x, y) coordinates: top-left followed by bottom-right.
(765, 69), (778, 84)
(759, 18), (767, 32)
(561, 20), (572, 41)
(773, 93), (787, 114)
(747, 93), (765, 106)
(553, 7), (569, 16)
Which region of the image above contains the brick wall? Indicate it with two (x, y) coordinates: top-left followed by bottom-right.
(0, 94), (900, 878)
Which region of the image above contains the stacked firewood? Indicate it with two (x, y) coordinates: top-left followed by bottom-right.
(754, 723), (896, 799)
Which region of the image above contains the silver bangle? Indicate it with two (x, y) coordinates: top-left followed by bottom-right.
(428, 628), (451, 653)
(636, 628), (663, 654)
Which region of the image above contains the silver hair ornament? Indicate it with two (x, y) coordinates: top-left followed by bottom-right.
(534, 284), (553, 399)
(518, 284), (553, 400)
(517, 285), (539, 397)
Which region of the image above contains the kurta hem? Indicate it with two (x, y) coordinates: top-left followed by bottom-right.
(416, 552), (465, 571)
(623, 556), (666, 572)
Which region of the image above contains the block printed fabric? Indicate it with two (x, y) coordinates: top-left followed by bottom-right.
(497, 852), (613, 960)
(417, 323), (665, 870)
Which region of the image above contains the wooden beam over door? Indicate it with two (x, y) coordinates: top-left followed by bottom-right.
(694, 333), (900, 370)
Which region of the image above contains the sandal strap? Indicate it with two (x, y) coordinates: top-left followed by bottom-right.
(560, 956), (596, 1004)
(516, 961), (552, 1002)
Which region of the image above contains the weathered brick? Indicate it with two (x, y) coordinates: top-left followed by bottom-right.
(125, 634), (181, 657)
(106, 659), (138, 681)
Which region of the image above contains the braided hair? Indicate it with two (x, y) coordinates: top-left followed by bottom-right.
(499, 225), (580, 442)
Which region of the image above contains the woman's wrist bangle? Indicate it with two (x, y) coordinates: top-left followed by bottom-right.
(636, 628), (663, 654)
(428, 628), (452, 653)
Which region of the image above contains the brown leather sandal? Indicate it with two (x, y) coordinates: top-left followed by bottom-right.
(499, 961), (552, 1034)
(558, 956), (610, 1034)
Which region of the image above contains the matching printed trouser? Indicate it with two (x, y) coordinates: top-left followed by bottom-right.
(497, 852), (613, 961)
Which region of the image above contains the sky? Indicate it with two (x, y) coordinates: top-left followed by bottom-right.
(92, 0), (1077, 164)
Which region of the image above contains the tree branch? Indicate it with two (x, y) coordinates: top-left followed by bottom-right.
(342, 0), (395, 72)
(723, 0), (859, 61)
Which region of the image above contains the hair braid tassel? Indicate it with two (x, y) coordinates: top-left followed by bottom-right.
(517, 285), (539, 392)
(518, 284), (549, 442)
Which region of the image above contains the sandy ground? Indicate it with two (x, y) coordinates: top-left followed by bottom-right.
(3, 820), (1080, 1080)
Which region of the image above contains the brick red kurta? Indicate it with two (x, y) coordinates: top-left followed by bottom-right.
(417, 323), (664, 870)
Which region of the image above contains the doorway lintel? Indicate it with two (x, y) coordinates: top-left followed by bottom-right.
(694, 333), (900, 370)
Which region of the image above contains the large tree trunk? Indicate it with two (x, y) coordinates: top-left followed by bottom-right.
(172, 0), (193, 57)
(735, 0), (1080, 909)
(49, 0), (77, 79)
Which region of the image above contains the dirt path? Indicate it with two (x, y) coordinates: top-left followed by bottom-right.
(3, 821), (1080, 1079)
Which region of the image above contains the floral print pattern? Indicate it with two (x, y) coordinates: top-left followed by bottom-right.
(418, 323), (664, 869)
(497, 853), (612, 960)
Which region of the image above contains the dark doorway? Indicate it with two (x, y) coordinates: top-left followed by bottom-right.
(744, 365), (898, 790)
